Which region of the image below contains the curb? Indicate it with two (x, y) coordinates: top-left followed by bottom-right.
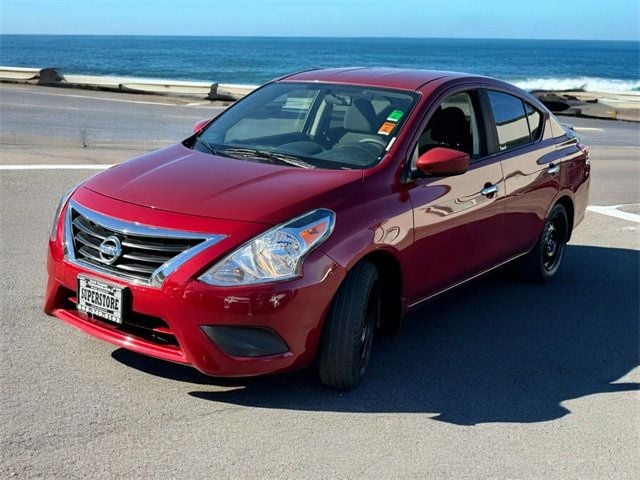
(532, 90), (640, 122)
(0, 66), (256, 101)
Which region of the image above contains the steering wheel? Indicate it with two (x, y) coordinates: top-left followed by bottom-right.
(358, 138), (387, 148)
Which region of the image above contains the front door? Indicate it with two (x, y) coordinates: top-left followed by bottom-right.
(405, 89), (507, 303)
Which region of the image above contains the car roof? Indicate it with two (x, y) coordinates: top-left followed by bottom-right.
(278, 67), (474, 91)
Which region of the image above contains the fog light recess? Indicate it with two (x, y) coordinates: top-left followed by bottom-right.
(201, 325), (290, 357)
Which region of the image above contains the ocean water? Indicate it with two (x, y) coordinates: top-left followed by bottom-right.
(1, 35), (638, 91)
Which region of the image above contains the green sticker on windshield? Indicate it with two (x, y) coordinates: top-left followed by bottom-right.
(387, 109), (404, 122)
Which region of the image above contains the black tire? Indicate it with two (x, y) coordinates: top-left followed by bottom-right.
(519, 203), (569, 283)
(318, 261), (380, 390)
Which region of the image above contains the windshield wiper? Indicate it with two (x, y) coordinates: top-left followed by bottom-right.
(221, 147), (317, 169)
(195, 142), (317, 169)
(197, 140), (221, 156)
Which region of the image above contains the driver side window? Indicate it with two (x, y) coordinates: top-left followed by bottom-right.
(412, 91), (481, 169)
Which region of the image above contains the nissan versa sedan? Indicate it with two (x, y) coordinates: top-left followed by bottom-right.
(45, 68), (590, 389)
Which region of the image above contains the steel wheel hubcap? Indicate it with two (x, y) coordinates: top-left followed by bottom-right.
(543, 216), (564, 271)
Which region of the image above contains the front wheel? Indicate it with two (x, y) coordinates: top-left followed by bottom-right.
(318, 261), (380, 390)
(519, 203), (569, 282)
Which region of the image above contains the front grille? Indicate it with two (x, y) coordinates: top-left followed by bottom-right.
(66, 201), (224, 285)
(70, 210), (201, 282)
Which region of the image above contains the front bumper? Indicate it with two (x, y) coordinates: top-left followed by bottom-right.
(44, 192), (346, 377)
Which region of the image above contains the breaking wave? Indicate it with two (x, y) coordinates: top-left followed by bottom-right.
(509, 77), (640, 93)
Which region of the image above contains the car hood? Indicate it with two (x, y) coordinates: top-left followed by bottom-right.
(83, 144), (364, 225)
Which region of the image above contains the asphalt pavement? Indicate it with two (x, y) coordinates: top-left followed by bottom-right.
(1, 84), (638, 479)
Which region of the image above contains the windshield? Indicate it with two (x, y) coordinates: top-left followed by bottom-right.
(193, 82), (418, 170)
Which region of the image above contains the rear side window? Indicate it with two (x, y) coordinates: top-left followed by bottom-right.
(524, 102), (543, 141)
(487, 90), (531, 151)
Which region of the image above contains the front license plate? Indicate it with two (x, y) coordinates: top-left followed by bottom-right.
(77, 275), (124, 324)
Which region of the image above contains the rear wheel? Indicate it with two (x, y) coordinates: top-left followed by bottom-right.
(318, 261), (380, 390)
(519, 203), (569, 282)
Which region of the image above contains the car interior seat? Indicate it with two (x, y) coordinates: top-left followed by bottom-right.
(429, 107), (472, 154)
(338, 98), (378, 145)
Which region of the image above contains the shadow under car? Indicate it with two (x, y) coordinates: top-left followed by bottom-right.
(112, 244), (639, 425)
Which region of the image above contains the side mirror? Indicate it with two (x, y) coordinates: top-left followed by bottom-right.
(193, 118), (212, 134)
(416, 147), (469, 176)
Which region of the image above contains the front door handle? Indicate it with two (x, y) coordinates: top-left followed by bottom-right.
(547, 163), (560, 175)
(480, 183), (499, 197)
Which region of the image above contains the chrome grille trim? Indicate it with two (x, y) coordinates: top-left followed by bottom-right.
(121, 239), (189, 253)
(72, 217), (106, 240)
(64, 200), (226, 287)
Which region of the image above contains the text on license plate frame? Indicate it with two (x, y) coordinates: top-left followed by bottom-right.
(77, 275), (125, 324)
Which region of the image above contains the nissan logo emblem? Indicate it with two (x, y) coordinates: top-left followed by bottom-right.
(98, 236), (122, 265)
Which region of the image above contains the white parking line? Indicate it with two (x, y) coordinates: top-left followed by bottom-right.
(574, 127), (604, 132)
(587, 205), (640, 223)
(0, 87), (181, 106)
(0, 101), (214, 121)
(0, 164), (113, 170)
(1, 87), (225, 109)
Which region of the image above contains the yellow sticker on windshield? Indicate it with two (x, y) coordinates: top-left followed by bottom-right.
(378, 121), (396, 135)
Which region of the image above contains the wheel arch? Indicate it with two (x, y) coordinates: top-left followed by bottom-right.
(350, 249), (405, 335)
(553, 194), (575, 241)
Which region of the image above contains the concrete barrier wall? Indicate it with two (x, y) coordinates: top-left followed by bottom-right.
(0, 66), (257, 100)
(0, 66), (41, 82)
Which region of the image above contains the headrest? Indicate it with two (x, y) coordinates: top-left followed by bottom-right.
(431, 107), (467, 142)
(343, 98), (376, 132)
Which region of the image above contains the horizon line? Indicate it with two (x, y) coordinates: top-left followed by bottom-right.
(0, 33), (638, 42)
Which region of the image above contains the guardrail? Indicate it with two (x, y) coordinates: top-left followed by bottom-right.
(0, 66), (256, 100)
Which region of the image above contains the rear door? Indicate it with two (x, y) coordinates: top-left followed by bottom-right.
(483, 89), (560, 256)
(405, 89), (507, 302)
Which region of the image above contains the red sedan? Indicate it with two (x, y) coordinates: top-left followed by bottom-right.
(45, 68), (590, 389)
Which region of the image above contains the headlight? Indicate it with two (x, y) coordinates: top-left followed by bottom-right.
(50, 186), (78, 241)
(199, 209), (335, 286)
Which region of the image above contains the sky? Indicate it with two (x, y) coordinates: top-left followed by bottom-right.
(0, 0), (638, 41)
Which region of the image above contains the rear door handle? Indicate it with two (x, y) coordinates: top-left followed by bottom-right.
(480, 184), (499, 197)
(547, 163), (560, 175)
